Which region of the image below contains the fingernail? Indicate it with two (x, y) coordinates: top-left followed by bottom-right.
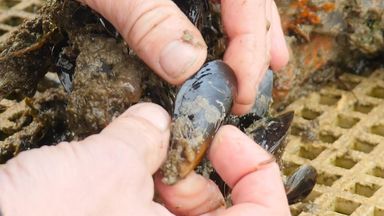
(127, 103), (170, 131)
(160, 40), (203, 79)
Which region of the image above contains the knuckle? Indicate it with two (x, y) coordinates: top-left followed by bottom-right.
(111, 115), (163, 151)
(121, 0), (178, 47)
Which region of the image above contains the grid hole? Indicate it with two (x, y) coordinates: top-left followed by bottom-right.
(290, 124), (317, 142)
(337, 115), (359, 129)
(333, 154), (358, 169)
(299, 145), (325, 160)
(369, 86), (384, 99)
(291, 208), (302, 216)
(352, 139), (377, 153)
(336, 78), (360, 91)
(351, 182), (380, 198)
(354, 102), (375, 114)
(371, 124), (384, 137)
(0, 104), (6, 113)
(319, 131), (340, 143)
(283, 161), (300, 176)
(3, 16), (24, 27)
(14, 115), (33, 128)
(369, 166), (384, 178)
(0, 0), (21, 9)
(0, 28), (7, 36)
(291, 125), (304, 136)
(0, 131), (9, 141)
(333, 197), (360, 215)
(303, 190), (322, 202)
(374, 207), (384, 216)
(317, 171), (341, 186)
(23, 3), (41, 13)
(301, 107), (322, 120)
(8, 112), (23, 122)
(319, 93), (341, 106)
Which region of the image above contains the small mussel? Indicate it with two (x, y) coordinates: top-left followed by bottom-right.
(51, 39), (77, 93)
(245, 111), (294, 161)
(161, 60), (236, 185)
(285, 165), (317, 204)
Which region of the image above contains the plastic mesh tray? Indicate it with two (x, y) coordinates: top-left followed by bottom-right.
(283, 69), (384, 216)
(0, 0), (42, 42)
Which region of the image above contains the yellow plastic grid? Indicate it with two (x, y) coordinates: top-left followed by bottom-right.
(283, 69), (384, 216)
(0, 0), (42, 42)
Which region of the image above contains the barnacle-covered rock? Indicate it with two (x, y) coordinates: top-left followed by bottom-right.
(273, 0), (384, 106)
(0, 88), (68, 163)
(0, 0), (122, 101)
(0, 16), (57, 100)
(343, 0), (384, 56)
(66, 35), (146, 138)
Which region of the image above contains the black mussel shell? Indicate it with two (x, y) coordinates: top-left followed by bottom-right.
(162, 60), (236, 184)
(285, 165), (318, 205)
(232, 69), (274, 130)
(246, 111), (294, 155)
(172, 0), (209, 27)
(251, 69), (274, 117)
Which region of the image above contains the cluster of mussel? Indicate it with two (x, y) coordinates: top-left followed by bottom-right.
(161, 60), (317, 204)
(161, 0), (318, 205)
(0, 0), (317, 205)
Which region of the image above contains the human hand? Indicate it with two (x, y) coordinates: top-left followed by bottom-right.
(79, 0), (289, 115)
(0, 103), (290, 215)
(155, 120), (291, 215)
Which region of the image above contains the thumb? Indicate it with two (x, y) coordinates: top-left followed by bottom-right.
(0, 103), (171, 215)
(80, 0), (207, 84)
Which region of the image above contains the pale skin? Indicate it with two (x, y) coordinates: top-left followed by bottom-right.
(0, 0), (291, 215)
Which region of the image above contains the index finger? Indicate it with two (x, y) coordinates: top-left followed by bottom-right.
(221, 0), (270, 115)
(209, 125), (290, 214)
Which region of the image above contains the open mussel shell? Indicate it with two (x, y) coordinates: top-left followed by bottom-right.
(285, 164), (318, 205)
(161, 60), (236, 185)
(246, 111), (294, 155)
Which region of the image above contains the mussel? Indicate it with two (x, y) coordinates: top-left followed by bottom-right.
(244, 111), (294, 160)
(285, 165), (317, 205)
(172, 0), (208, 27)
(161, 60), (236, 185)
